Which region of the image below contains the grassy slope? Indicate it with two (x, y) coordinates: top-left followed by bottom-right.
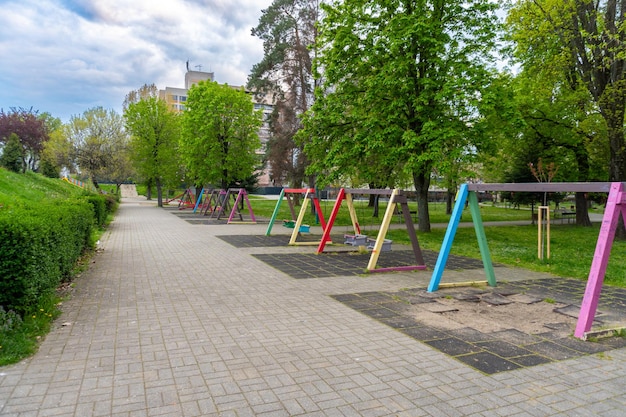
(0, 170), (87, 206)
(0, 169), (94, 366)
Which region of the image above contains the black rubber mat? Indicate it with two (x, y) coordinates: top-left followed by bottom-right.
(217, 234), (331, 247)
(251, 249), (489, 278)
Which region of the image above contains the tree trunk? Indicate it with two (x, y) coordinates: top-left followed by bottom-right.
(446, 190), (454, 215)
(156, 178), (163, 208)
(575, 192), (591, 226)
(368, 183), (382, 217)
(412, 171), (431, 232)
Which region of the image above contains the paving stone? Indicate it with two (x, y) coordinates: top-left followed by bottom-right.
(455, 352), (521, 375)
(453, 293), (481, 302)
(509, 354), (553, 367)
(378, 316), (420, 330)
(474, 340), (534, 358)
(400, 326), (449, 341)
(424, 337), (484, 357)
(481, 293), (513, 306)
(490, 329), (538, 345)
(523, 340), (583, 360)
(359, 308), (400, 320)
(448, 328), (494, 343)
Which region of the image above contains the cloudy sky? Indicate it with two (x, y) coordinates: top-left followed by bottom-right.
(0, 0), (274, 122)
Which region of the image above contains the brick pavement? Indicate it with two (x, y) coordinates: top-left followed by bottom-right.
(1, 197), (625, 416)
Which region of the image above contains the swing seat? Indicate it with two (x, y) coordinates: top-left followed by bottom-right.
(367, 238), (392, 252)
(283, 220), (310, 233)
(344, 234), (368, 246)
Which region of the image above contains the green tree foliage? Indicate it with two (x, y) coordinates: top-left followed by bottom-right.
(248, 0), (321, 187)
(0, 107), (49, 172)
(181, 81), (263, 189)
(64, 107), (128, 189)
(124, 94), (181, 207)
(0, 133), (24, 173)
(505, 0), (620, 225)
(507, 0), (625, 181)
(302, 0), (500, 231)
(41, 128), (73, 176)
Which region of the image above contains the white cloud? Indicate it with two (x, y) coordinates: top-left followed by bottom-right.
(0, 0), (273, 121)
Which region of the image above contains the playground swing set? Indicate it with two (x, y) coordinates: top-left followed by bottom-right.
(265, 188), (328, 245)
(428, 181), (624, 340)
(208, 188), (257, 224)
(170, 187), (197, 210)
(197, 188), (221, 215)
(165, 180), (624, 340)
(316, 188), (427, 273)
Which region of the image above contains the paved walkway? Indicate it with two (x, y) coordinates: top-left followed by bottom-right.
(1, 198), (625, 416)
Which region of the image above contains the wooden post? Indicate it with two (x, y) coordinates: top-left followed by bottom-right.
(366, 189), (398, 271)
(575, 182), (626, 338)
(265, 188), (285, 235)
(428, 184), (468, 292)
(537, 206), (550, 259)
(468, 190), (496, 287)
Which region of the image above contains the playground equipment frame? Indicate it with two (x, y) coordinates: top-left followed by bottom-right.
(316, 188), (426, 273)
(427, 182), (620, 340)
(215, 188), (257, 224)
(265, 188), (328, 246)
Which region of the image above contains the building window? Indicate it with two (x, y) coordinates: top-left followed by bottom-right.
(180, 96), (187, 102)
(171, 95), (178, 101)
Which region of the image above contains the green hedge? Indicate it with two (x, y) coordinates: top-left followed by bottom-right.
(0, 200), (96, 314)
(86, 195), (107, 227)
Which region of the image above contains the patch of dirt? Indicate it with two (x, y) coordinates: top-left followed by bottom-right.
(410, 294), (577, 336)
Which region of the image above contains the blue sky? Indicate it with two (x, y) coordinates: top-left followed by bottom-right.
(0, 0), (273, 122)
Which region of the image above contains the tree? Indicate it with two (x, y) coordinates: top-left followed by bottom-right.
(41, 128), (74, 177)
(123, 83), (159, 111)
(302, 0), (500, 231)
(37, 113), (64, 178)
(248, 0), (322, 188)
(0, 107), (49, 172)
(125, 94), (181, 207)
(181, 81), (263, 189)
(506, 0), (619, 226)
(0, 133), (24, 172)
(64, 107), (128, 189)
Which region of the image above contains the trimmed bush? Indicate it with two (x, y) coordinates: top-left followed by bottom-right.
(0, 201), (94, 314)
(86, 195), (107, 227)
(0, 209), (58, 313)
